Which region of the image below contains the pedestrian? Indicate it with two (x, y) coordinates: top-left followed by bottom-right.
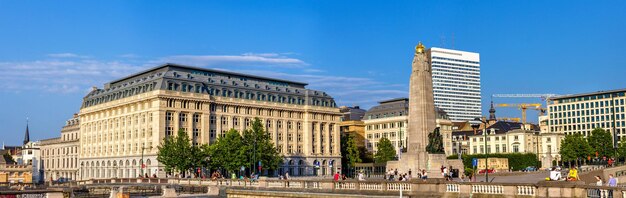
(333, 172), (340, 181)
(421, 170), (428, 180)
(596, 176), (604, 186)
(357, 171), (365, 181)
(608, 174), (618, 187)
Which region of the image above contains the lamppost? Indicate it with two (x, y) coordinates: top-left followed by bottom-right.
(80, 162), (83, 181)
(472, 117), (489, 182)
(140, 146), (152, 176)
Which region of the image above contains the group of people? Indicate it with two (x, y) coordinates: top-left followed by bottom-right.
(384, 169), (412, 181)
(333, 172), (348, 181)
(594, 174), (619, 186)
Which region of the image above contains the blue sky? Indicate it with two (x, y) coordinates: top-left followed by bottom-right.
(1, 1), (625, 145)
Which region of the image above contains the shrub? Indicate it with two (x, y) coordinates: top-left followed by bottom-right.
(447, 153), (539, 171)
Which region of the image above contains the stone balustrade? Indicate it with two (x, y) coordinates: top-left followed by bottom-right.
(61, 178), (626, 198)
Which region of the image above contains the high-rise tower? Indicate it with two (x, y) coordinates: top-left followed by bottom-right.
(430, 48), (481, 121)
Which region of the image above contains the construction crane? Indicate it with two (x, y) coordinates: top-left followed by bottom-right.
(492, 94), (562, 101)
(494, 103), (545, 124)
(497, 117), (522, 122)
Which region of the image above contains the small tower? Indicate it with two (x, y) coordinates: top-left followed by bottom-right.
(23, 119), (30, 145)
(488, 101), (497, 121)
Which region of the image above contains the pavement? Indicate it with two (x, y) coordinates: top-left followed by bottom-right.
(471, 171), (549, 183)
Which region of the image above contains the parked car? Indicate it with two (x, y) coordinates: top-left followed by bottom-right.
(524, 166), (538, 172)
(478, 169), (495, 174)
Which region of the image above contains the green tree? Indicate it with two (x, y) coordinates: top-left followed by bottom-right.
(560, 133), (592, 167)
(341, 133), (362, 173)
(157, 132), (178, 174)
(157, 129), (210, 177)
(375, 138), (396, 163)
(241, 118), (282, 174)
(207, 129), (248, 174)
(359, 147), (374, 163)
(588, 128), (614, 158)
(175, 129), (194, 177)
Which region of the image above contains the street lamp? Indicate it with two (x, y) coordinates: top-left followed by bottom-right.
(141, 146), (152, 177)
(80, 162), (83, 181)
(472, 117), (489, 182)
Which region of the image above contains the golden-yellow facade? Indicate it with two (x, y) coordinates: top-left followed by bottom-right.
(0, 164), (33, 184)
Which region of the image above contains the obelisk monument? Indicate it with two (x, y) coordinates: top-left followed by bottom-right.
(386, 42), (443, 175)
(406, 42), (437, 170)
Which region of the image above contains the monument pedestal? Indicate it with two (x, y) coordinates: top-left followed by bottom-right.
(386, 153), (464, 178)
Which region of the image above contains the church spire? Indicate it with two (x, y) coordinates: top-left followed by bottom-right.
(489, 100), (497, 121)
(23, 118), (30, 145)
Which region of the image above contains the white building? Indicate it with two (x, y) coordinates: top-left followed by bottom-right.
(430, 47), (481, 121)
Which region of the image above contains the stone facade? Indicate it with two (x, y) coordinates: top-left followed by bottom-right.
(40, 114), (80, 181)
(78, 63), (342, 178)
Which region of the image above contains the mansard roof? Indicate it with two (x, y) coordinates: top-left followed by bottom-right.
(82, 63), (336, 108)
(108, 63), (308, 87)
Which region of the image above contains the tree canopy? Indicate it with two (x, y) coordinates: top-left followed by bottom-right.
(241, 118), (283, 172)
(375, 137), (396, 163)
(341, 133), (362, 171)
(588, 128), (614, 158)
(207, 129), (248, 173)
(559, 133), (592, 166)
(157, 128), (209, 177)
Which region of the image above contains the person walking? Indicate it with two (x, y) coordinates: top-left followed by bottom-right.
(595, 176), (604, 186)
(608, 174), (618, 187)
(333, 172), (340, 181)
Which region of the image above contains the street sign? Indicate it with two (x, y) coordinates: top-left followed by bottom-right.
(472, 158), (478, 167)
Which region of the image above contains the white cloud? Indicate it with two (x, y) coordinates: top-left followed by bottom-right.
(47, 53), (90, 59)
(160, 53), (308, 68)
(0, 59), (147, 93)
(0, 52), (407, 109)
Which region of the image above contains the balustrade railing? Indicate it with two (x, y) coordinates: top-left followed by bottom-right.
(72, 177), (626, 198)
(446, 184), (460, 192)
(387, 182), (411, 191)
(517, 185), (535, 196)
(472, 184), (503, 194)
(334, 182), (356, 190)
(586, 187), (612, 198)
(360, 183), (383, 191)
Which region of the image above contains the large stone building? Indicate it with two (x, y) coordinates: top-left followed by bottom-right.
(363, 98), (454, 156)
(40, 114), (80, 181)
(78, 63), (342, 179)
(430, 47), (481, 121)
(548, 88), (626, 139)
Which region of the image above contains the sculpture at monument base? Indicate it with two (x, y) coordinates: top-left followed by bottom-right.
(426, 127), (445, 154)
